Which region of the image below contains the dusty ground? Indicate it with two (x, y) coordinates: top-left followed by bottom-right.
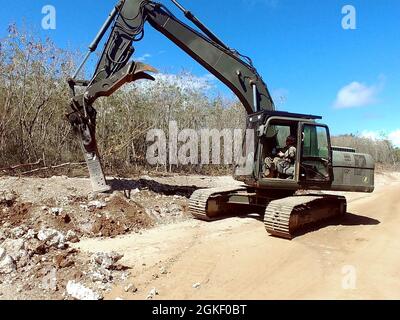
(0, 172), (399, 299)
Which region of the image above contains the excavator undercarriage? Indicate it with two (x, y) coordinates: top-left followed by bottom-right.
(189, 186), (346, 239)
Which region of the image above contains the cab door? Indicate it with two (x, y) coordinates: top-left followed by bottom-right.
(299, 123), (334, 187)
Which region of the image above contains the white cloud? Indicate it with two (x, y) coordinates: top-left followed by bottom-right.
(388, 130), (400, 147)
(202, 73), (217, 82)
(361, 130), (384, 141)
(271, 88), (288, 106)
(153, 72), (216, 91)
(136, 53), (152, 62)
(334, 81), (382, 109)
(124, 72), (217, 93)
(360, 129), (400, 147)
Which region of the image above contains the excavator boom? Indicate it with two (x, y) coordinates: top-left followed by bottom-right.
(67, 0), (275, 192)
(89, 0), (274, 114)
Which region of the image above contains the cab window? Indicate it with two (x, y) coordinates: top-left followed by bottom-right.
(301, 125), (331, 182)
(302, 125), (329, 159)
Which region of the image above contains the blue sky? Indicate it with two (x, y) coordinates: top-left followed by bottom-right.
(0, 0), (399, 144)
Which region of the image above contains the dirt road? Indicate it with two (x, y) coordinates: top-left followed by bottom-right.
(74, 172), (400, 300)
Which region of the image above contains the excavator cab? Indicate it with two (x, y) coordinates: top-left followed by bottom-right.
(235, 110), (335, 191)
(234, 109), (374, 196)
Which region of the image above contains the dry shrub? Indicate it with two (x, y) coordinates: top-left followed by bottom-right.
(1, 26), (398, 175)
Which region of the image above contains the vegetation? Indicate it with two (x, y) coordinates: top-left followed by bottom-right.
(0, 26), (398, 175)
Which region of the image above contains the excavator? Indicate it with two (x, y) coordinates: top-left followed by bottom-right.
(66, 0), (375, 239)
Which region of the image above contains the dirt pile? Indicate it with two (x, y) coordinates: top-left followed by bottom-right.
(0, 176), (193, 299)
(0, 216), (132, 300)
(0, 176), (192, 234)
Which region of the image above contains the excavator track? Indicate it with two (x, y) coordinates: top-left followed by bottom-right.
(264, 194), (347, 239)
(189, 186), (247, 221)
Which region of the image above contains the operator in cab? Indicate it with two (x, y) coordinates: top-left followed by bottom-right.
(264, 135), (297, 179)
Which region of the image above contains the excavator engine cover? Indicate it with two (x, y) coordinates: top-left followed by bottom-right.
(331, 150), (375, 193)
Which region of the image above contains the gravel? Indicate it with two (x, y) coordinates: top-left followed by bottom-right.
(66, 281), (103, 300)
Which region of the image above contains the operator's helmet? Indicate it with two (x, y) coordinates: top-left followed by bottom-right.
(286, 135), (296, 145)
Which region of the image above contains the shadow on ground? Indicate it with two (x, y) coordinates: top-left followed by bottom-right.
(108, 178), (199, 198)
(232, 211), (380, 240)
(289, 212), (380, 239)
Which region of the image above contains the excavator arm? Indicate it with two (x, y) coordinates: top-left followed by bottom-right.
(66, 0), (275, 192)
